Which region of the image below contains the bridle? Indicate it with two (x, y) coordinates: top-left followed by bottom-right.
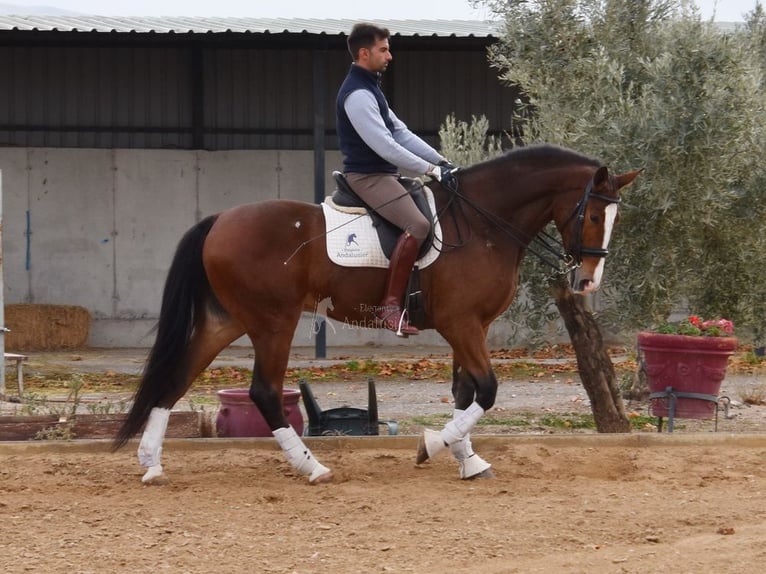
(562, 177), (622, 267)
(439, 170), (622, 280)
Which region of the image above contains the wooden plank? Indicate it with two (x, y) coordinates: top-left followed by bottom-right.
(0, 415), (60, 441)
(0, 411), (209, 441)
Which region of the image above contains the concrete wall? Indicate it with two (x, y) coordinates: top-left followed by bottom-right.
(0, 148), (520, 350)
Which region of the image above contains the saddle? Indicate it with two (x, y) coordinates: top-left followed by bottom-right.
(330, 171), (435, 260)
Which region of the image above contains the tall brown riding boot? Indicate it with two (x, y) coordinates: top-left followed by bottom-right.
(376, 232), (420, 337)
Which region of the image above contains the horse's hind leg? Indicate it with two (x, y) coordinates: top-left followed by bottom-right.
(247, 322), (332, 484)
(139, 316), (244, 484)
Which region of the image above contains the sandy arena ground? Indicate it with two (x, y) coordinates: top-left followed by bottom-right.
(2, 435), (766, 573)
(2, 346), (766, 573)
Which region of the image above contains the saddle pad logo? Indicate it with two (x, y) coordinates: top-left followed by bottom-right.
(333, 228), (370, 261)
(321, 188), (442, 269)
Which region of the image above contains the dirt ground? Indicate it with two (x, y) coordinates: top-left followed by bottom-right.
(6, 345), (766, 434)
(2, 436), (766, 573)
(2, 346), (766, 573)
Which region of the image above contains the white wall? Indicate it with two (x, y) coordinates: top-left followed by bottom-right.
(1, 148), (517, 349)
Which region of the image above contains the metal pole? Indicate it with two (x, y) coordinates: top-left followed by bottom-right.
(313, 48), (327, 359)
(0, 169), (5, 396)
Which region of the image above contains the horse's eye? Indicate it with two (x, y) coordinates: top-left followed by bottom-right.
(589, 214), (600, 224)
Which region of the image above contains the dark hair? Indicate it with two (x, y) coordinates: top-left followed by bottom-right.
(347, 23), (390, 61)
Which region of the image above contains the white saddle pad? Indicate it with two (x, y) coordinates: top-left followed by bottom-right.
(321, 187), (442, 269)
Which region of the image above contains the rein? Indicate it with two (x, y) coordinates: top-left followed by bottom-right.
(445, 183), (574, 274)
(443, 172), (620, 277)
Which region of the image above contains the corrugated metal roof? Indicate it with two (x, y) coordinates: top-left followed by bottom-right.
(0, 16), (500, 37)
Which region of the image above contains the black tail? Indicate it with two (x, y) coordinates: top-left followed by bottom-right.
(112, 214), (220, 450)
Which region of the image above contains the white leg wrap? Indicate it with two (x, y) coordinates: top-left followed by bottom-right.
(421, 402), (485, 461)
(138, 408), (170, 467)
(421, 428), (448, 459)
(273, 426), (331, 483)
(450, 410), (492, 479)
(457, 451), (492, 479)
(142, 464), (165, 484)
(440, 402), (484, 445)
(137, 407), (170, 484)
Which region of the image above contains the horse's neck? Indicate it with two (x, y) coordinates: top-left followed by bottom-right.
(454, 168), (563, 242)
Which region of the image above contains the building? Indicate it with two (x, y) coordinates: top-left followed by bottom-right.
(0, 16), (517, 347)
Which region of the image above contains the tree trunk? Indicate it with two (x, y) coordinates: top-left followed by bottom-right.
(549, 275), (631, 433)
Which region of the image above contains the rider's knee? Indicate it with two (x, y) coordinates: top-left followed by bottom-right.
(406, 217), (431, 244)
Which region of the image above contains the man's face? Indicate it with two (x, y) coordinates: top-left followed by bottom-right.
(359, 37), (392, 73)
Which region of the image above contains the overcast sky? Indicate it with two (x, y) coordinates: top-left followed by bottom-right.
(0, 1), (758, 21)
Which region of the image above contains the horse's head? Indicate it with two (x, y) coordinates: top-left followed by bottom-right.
(557, 166), (641, 294)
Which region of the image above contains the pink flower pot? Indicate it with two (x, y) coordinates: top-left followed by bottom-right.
(215, 388), (304, 437)
(637, 332), (737, 419)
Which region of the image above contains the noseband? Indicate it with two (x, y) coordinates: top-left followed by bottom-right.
(564, 177), (622, 266)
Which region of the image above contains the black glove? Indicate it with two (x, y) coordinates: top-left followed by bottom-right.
(428, 163), (459, 191)
(438, 159), (458, 170)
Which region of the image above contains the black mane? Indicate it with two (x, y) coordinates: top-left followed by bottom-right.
(467, 144), (602, 172)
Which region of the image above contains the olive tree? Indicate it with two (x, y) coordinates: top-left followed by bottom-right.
(483, 0), (766, 342)
(439, 0), (766, 431)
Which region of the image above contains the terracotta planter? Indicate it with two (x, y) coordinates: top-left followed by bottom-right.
(637, 331), (737, 419)
(215, 388), (303, 437)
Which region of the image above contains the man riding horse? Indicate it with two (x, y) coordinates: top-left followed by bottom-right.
(113, 21), (640, 486)
(336, 22), (457, 336)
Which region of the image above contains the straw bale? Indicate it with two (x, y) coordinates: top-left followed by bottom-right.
(4, 304), (90, 351)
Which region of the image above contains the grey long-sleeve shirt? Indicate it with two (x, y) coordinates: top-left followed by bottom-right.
(344, 89), (444, 175)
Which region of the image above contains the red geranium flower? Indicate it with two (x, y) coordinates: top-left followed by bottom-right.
(655, 315), (734, 337)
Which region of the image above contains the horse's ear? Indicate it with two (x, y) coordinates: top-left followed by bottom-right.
(593, 166), (610, 187)
(614, 168), (643, 191)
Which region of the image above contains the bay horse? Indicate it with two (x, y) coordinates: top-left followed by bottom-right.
(113, 144), (640, 484)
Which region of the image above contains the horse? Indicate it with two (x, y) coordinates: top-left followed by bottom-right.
(113, 144), (640, 484)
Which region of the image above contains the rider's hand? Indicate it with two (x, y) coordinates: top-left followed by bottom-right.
(427, 164), (459, 190)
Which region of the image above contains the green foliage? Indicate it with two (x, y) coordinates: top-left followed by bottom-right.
(344, 359), (361, 372)
(655, 321), (701, 336)
(655, 315), (734, 336)
(477, 0), (766, 341)
(502, 251), (568, 346)
(34, 423), (76, 441)
(438, 113), (504, 166)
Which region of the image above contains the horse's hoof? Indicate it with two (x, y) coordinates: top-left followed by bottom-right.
(309, 471), (334, 485)
(308, 463), (333, 484)
(416, 429), (446, 464)
(141, 465), (169, 485)
(416, 439), (429, 464)
(143, 473), (170, 485)
(463, 467), (495, 480)
(458, 454), (493, 480)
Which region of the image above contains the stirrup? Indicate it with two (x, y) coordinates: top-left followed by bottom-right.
(378, 307), (418, 337)
(395, 309), (418, 337)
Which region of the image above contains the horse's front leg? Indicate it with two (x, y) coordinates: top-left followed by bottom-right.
(445, 358), (494, 479)
(416, 335), (497, 479)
